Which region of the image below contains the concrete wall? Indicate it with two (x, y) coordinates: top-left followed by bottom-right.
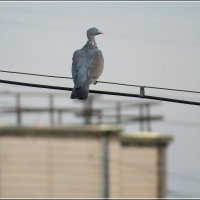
(0, 126), (172, 198)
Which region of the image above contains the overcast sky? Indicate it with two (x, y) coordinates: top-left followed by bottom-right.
(0, 1), (200, 198)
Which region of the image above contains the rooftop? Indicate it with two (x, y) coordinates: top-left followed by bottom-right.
(0, 126), (173, 146)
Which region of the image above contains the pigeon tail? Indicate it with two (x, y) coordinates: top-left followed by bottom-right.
(71, 85), (89, 100)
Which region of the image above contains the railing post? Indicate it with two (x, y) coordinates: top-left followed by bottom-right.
(57, 110), (63, 125)
(139, 105), (145, 131)
(16, 93), (21, 126)
(145, 104), (152, 131)
(116, 102), (121, 124)
(140, 86), (145, 98)
(49, 94), (54, 126)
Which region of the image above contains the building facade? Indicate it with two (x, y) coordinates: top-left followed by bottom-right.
(0, 125), (172, 198)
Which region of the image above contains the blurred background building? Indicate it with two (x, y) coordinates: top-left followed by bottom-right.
(0, 91), (172, 198)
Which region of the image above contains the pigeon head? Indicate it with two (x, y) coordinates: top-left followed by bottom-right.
(87, 27), (103, 40)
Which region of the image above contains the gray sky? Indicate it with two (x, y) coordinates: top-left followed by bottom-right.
(0, 1), (200, 197)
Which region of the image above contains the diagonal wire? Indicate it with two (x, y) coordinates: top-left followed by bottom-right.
(0, 79), (200, 106)
(0, 69), (200, 94)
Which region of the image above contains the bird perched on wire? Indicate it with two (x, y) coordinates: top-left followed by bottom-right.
(71, 27), (104, 100)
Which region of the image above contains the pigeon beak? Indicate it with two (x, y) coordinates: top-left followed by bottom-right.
(96, 31), (104, 35)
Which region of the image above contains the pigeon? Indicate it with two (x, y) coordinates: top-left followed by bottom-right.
(71, 27), (104, 100)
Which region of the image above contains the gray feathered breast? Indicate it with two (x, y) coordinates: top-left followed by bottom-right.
(72, 43), (104, 88)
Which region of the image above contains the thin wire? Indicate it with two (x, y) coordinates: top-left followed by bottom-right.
(0, 69), (69, 79)
(0, 69), (140, 86)
(0, 69), (200, 94)
(0, 79), (200, 106)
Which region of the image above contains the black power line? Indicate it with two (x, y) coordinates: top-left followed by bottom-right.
(0, 69), (200, 94)
(0, 79), (200, 106)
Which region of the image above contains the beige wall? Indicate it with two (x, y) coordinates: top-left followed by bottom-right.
(0, 137), (103, 198)
(109, 139), (158, 198)
(0, 126), (172, 198)
(120, 146), (158, 198)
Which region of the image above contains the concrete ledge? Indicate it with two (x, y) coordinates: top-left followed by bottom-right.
(121, 132), (173, 146)
(0, 125), (123, 138)
(0, 127), (172, 146)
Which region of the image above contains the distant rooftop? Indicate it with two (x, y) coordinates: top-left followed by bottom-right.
(0, 125), (173, 146)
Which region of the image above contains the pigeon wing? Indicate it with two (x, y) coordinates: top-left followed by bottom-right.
(72, 49), (86, 87)
(87, 49), (104, 84)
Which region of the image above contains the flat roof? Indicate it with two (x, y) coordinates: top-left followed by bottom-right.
(0, 125), (123, 137)
(0, 126), (173, 146)
(121, 131), (173, 146)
